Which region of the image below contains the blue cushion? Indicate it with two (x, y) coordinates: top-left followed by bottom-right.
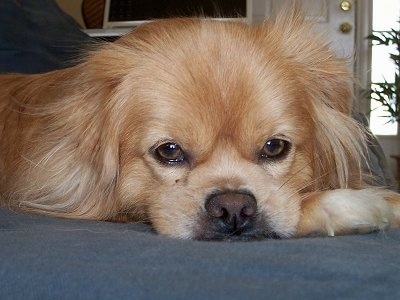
(1, 207), (399, 299)
(0, 0), (91, 73)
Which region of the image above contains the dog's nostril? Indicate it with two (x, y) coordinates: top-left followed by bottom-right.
(205, 191), (257, 231)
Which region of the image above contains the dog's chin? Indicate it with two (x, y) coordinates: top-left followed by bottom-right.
(156, 222), (282, 241)
(192, 212), (281, 241)
(195, 234), (280, 242)
(150, 205), (291, 242)
(149, 210), (286, 241)
(152, 216), (289, 241)
(193, 225), (282, 242)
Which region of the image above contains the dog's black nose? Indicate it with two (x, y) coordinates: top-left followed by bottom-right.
(205, 191), (257, 234)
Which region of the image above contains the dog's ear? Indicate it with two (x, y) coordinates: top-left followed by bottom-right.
(5, 65), (122, 219)
(265, 7), (353, 114)
(265, 8), (366, 189)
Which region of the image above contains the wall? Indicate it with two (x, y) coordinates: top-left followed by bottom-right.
(55, 0), (85, 28)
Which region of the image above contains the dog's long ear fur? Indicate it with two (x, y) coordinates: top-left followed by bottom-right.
(265, 8), (367, 190)
(0, 55), (126, 219)
(0, 29), (171, 219)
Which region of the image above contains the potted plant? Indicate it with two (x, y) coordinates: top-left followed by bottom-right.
(366, 25), (400, 124)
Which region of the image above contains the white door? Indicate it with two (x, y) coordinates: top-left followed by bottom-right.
(251, 0), (356, 61)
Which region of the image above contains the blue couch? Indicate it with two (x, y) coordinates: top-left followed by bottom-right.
(1, 207), (400, 299)
(1, 1), (399, 299)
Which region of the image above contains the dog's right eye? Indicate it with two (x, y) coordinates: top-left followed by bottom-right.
(260, 138), (291, 161)
(154, 142), (185, 165)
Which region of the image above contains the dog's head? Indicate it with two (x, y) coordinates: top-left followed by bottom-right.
(5, 13), (366, 240)
(84, 15), (364, 240)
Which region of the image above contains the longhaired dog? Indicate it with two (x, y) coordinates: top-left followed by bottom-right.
(1, 10), (399, 240)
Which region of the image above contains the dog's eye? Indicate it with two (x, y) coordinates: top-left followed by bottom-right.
(154, 142), (185, 165)
(260, 139), (291, 160)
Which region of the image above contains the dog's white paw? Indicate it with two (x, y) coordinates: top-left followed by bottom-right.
(298, 189), (395, 237)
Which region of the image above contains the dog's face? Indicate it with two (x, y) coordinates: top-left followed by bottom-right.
(92, 18), (354, 240)
(1, 15), (361, 241)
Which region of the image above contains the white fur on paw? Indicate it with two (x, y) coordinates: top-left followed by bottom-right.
(319, 189), (392, 236)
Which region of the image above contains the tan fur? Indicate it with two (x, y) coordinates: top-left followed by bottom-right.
(1, 11), (399, 240)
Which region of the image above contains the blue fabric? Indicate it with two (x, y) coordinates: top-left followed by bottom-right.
(0, 0), (91, 73)
(1, 207), (400, 299)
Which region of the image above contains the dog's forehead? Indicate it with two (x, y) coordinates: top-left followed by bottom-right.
(126, 19), (312, 153)
(133, 23), (299, 112)
(140, 67), (308, 157)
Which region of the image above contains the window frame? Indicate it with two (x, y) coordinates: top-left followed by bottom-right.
(356, 0), (400, 137)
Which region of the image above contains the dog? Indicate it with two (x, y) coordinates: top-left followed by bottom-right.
(0, 10), (399, 241)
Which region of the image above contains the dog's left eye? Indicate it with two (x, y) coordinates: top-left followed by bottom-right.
(154, 142), (185, 165)
(260, 139), (291, 160)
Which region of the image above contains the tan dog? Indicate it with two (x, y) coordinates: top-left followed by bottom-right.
(1, 11), (399, 240)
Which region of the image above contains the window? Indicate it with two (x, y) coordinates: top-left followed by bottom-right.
(369, 0), (400, 135)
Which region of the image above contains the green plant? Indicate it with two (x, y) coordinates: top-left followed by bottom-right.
(366, 25), (400, 123)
